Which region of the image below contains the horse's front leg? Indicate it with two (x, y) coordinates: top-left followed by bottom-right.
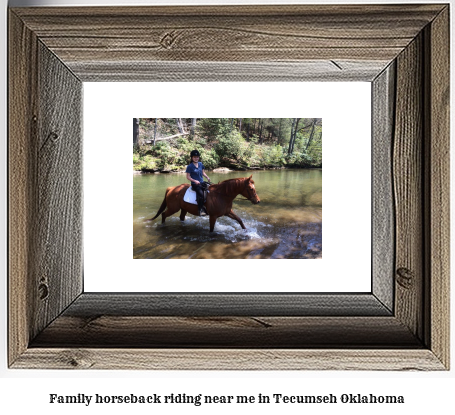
(209, 215), (217, 232)
(226, 209), (246, 229)
(179, 209), (187, 221)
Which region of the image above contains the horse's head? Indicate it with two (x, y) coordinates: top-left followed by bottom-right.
(242, 175), (260, 204)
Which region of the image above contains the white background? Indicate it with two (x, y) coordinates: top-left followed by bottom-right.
(1, 0), (454, 414)
(84, 82), (371, 292)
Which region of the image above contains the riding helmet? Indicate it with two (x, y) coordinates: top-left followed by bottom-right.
(190, 150), (200, 158)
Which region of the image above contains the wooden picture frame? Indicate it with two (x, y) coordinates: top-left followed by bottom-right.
(8, 4), (449, 370)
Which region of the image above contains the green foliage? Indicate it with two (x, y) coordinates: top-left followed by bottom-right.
(259, 145), (287, 167)
(198, 118), (232, 141)
(175, 137), (194, 165)
(133, 151), (159, 171)
(199, 148), (219, 170)
(136, 141), (179, 169)
(285, 151), (317, 168)
(133, 118), (322, 171)
(245, 152), (262, 168)
(214, 131), (245, 160)
(306, 143), (323, 166)
(195, 137), (207, 147)
(136, 144), (153, 158)
(143, 155), (159, 170)
(241, 143), (256, 165)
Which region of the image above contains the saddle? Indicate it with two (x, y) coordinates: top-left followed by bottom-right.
(183, 182), (210, 206)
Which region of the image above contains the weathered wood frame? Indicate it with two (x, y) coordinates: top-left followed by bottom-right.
(8, 5), (449, 370)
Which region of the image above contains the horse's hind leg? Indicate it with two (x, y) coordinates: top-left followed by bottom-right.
(209, 215), (217, 232)
(179, 209), (187, 221)
(161, 207), (179, 224)
(226, 210), (246, 229)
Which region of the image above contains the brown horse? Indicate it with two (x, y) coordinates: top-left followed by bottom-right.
(148, 175), (260, 232)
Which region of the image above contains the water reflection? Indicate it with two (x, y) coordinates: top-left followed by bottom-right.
(133, 169), (322, 259)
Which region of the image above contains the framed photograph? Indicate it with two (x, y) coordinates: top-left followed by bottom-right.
(8, 4), (449, 370)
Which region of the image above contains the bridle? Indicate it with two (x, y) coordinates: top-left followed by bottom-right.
(238, 182), (257, 201)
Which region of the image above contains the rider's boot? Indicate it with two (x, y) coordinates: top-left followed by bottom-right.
(199, 206), (208, 216)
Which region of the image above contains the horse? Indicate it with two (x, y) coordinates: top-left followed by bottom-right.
(148, 175), (260, 232)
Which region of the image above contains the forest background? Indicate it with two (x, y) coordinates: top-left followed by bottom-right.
(133, 118), (322, 172)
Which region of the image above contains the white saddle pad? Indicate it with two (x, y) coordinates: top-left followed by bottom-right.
(183, 187), (197, 205)
(183, 187), (209, 205)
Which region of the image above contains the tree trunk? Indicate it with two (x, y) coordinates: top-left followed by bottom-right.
(238, 118), (242, 132)
(176, 118), (185, 134)
(259, 119), (264, 144)
(288, 118), (297, 154)
(133, 118), (139, 146)
(305, 118), (317, 151)
(153, 118), (158, 146)
(278, 118), (283, 144)
(190, 118), (197, 139)
(291, 118), (301, 154)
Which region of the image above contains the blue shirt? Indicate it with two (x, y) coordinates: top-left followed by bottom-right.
(186, 162), (205, 183)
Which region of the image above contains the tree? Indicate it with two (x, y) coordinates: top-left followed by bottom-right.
(305, 118), (319, 151)
(278, 118), (283, 144)
(198, 118), (231, 140)
(258, 119), (264, 144)
(153, 118), (158, 146)
(290, 118), (301, 154)
(176, 118), (185, 134)
(288, 118), (297, 154)
(242, 118), (253, 140)
(133, 118), (139, 146)
(190, 118), (197, 139)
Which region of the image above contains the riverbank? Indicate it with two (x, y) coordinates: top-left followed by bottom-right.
(133, 134), (322, 174)
(133, 165), (322, 174)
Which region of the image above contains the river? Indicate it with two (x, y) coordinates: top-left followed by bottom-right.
(133, 169), (322, 259)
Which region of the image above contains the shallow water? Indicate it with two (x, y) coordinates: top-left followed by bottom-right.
(133, 169), (322, 259)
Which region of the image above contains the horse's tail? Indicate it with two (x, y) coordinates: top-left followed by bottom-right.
(150, 190), (169, 220)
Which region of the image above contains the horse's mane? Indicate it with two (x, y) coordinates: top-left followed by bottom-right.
(210, 177), (253, 195)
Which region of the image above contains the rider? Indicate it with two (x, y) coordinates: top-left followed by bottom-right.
(186, 150), (211, 216)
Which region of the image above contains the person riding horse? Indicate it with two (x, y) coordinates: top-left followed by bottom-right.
(186, 150), (211, 216)
(149, 174), (260, 232)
